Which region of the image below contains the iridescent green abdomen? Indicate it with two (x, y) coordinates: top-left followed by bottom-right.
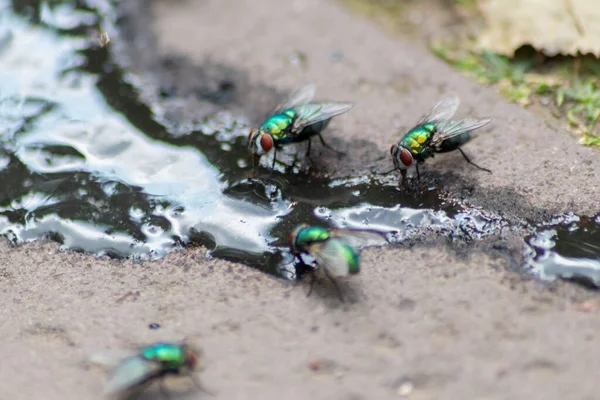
(260, 110), (296, 143)
(338, 241), (359, 274)
(294, 226), (330, 250)
(401, 123), (435, 156)
(142, 343), (185, 370)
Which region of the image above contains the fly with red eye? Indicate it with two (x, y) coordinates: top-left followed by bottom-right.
(389, 144), (413, 169)
(185, 348), (198, 369)
(103, 342), (213, 398)
(247, 84), (354, 171)
(390, 96), (492, 187)
(399, 149), (413, 167)
(260, 134), (273, 152)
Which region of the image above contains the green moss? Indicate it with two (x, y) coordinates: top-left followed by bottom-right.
(453, 0), (477, 7)
(336, 0), (406, 21)
(431, 42), (600, 148)
(335, 0), (421, 38)
(582, 134), (600, 147)
(431, 43), (534, 105)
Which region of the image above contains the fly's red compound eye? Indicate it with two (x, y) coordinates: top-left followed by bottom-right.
(260, 134), (273, 152)
(390, 144), (396, 156)
(399, 149), (413, 167)
(185, 351), (198, 369)
(248, 128), (257, 142)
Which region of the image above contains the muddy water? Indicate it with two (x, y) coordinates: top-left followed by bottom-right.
(0, 0), (599, 286)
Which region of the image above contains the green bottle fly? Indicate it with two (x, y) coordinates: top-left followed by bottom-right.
(289, 224), (386, 301)
(103, 342), (209, 398)
(390, 97), (492, 184)
(290, 224), (360, 276)
(248, 84), (353, 169)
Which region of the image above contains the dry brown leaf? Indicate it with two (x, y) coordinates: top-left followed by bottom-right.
(477, 0), (600, 57)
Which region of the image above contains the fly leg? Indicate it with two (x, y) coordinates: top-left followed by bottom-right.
(304, 138), (318, 165)
(249, 154), (259, 178)
(158, 379), (172, 400)
(297, 254), (316, 297)
(323, 268), (345, 303)
(414, 164), (422, 192)
(306, 272), (316, 298)
(305, 138), (312, 158)
(458, 148), (491, 173)
(399, 169), (407, 188)
(190, 373), (215, 396)
(127, 386), (149, 400)
(270, 148), (279, 171)
(318, 134), (345, 156)
(306, 139), (312, 157)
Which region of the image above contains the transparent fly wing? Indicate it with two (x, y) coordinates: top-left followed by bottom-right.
(329, 229), (387, 249)
(417, 96), (460, 125)
(104, 356), (163, 395)
(308, 239), (354, 277)
(291, 102), (354, 132)
(274, 83), (316, 113)
(89, 349), (134, 368)
(430, 118), (492, 147)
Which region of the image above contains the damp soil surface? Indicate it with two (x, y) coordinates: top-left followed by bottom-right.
(1, 1), (600, 399)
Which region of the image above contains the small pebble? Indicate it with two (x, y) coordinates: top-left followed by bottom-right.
(329, 50), (343, 63)
(308, 360), (321, 371)
(288, 51), (307, 66)
(573, 299), (599, 313)
(397, 381), (413, 397)
(97, 31), (110, 47)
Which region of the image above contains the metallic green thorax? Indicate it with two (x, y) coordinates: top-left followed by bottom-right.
(260, 110), (297, 143)
(338, 241), (359, 274)
(400, 123), (436, 159)
(141, 343), (186, 370)
(293, 225), (330, 251)
(292, 225), (360, 275)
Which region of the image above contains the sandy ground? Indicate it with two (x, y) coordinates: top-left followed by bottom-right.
(2, 0), (600, 399)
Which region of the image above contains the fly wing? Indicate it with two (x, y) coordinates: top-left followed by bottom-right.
(307, 239), (354, 277)
(291, 102), (354, 132)
(329, 229), (387, 248)
(430, 118), (492, 148)
(103, 356), (163, 395)
(417, 96), (460, 125)
(89, 349), (135, 368)
(274, 83), (316, 113)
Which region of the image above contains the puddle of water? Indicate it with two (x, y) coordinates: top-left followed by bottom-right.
(0, 0), (288, 268)
(0, 0), (599, 287)
(525, 215), (600, 287)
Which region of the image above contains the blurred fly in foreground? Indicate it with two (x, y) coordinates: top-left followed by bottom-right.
(103, 342), (210, 399)
(248, 84), (353, 170)
(289, 224), (385, 301)
(389, 97), (492, 185)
